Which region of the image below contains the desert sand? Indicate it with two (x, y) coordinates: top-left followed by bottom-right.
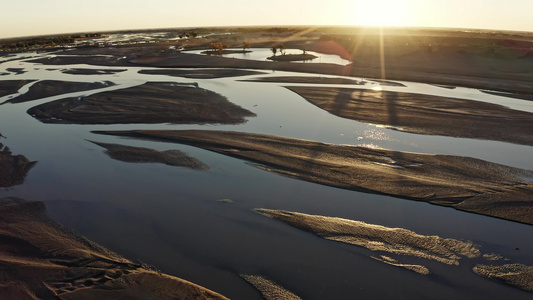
(93, 129), (533, 225)
(0, 197), (228, 300)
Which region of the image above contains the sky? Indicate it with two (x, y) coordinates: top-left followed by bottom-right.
(1, 0), (533, 39)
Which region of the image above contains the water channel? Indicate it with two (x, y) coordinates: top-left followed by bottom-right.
(1, 50), (532, 299)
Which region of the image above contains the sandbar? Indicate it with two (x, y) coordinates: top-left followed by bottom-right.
(138, 68), (266, 79)
(241, 275), (302, 300)
(474, 264), (533, 292)
(256, 209), (533, 291)
(256, 209), (480, 267)
(61, 68), (127, 75)
(287, 86), (533, 146)
(4, 80), (113, 104)
(0, 80), (34, 98)
(28, 82), (255, 124)
(0, 197), (228, 299)
(267, 53), (318, 62)
(91, 141), (208, 170)
(93, 130), (533, 225)
(242, 76), (365, 85)
(0, 142), (36, 188)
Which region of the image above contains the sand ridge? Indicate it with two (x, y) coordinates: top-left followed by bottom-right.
(93, 129), (533, 225)
(255, 209), (481, 267)
(90, 140), (209, 170)
(255, 209), (533, 292)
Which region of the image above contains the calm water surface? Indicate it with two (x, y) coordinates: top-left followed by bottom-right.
(185, 48), (353, 65)
(1, 51), (532, 299)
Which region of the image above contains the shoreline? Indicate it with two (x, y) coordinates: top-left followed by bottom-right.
(0, 197), (228, 299)
(93, 129), (533, 226)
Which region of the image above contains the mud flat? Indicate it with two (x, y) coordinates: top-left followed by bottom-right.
(287, 86), (533, 146)
(0, 197), (228, 300)
(27, 82), (255, 124)
(138, 68), (266, 79)
(93, 130), (533, 225)
(4, 80), (113, 104)
(91, 141), (209, 170)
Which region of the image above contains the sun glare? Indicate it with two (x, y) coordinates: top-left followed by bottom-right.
(348, 0), (410, 27)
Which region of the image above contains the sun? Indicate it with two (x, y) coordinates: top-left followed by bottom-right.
(346, 0), (411, 27)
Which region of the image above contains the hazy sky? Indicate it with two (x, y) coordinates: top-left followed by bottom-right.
(2, 0), (533, 39)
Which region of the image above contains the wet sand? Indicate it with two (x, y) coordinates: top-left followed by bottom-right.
(91, 141), (208, 170)
(138, 68), (266, 79)
(256, 209), (480, 267)
(4, 80), (113, 104)
(481, 90), (533, 101)
(93, 130), (533, 225)
(0, 142), (36, 188)
(474, 264), (533, 292)
(241, 76), (365, 85)
(16, 27), (533, 94)
(267, 53), (318, 62)
(61, 68), (127, 75)
(28, 82), (255, 124)
(0, 197), (228, 300)
(241, 275), (302, 300)
(0, 80), (34, 98)
(287, 86), (533, 146)
(256, 209), (533, 291)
